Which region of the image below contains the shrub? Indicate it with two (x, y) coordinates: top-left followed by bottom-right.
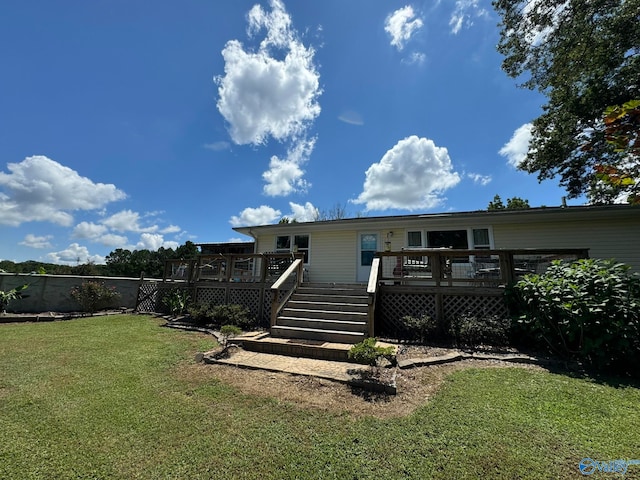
(348, 337), (396, 366)
(0, 284), (28, 312)
(400, 313), (438, 343)
(220, 324), (242, 347)
(449, 314), (511, 347)
(70, 281), (120, 314)
(186, 303), (256, 330)
(162, 288), (190, 317)
(510, 258), (640, 373)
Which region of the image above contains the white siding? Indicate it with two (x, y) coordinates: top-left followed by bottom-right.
(307, 230), (357, 283)
(493, 219), (640, 271)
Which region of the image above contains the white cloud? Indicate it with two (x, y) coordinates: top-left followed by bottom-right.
(73, 221), (109, 239)
(227, 237), (253, 243)
(135, 233), (178, 251)
(262, 137), (315, 196)
(19, 234), (53, 249)
(287, 201), (319, 222)
(216, 0), (321, 146)
(0, 156), (126, 227)
(353, 135), (461, 211)
(101, 210), (158, 233)
(385, 6), (424, 51)
(229, 205), (282, 227)
(499, 123), (533, 168)
(449, 0), (489, 35)
(402, 52), (426, 66)
(161, 224), (181, 234)
(338, 110), (364, 126)
(46, 243), (105, 266)
(467, 173), (492, 186)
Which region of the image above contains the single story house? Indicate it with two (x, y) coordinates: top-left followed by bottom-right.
(234, 204), (640, 283)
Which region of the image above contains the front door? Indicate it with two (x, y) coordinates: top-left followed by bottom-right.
(357, 232), (379, 282)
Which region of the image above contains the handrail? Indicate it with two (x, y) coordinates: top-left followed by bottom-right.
(270, 258), (304, 327)
(366, 257), (381, 337)
(376, 248), (589, 286)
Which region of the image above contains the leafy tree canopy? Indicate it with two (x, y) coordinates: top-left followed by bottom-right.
(487, 194), (531, 210)
(493, 0), (640, 203)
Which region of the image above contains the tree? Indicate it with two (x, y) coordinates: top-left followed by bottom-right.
(493, 0), (640, 203)
(487, 194), (505, 210)
(506, 197), (530, 209)
(487, 194), (530, 210)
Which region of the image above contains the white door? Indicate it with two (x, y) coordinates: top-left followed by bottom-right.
(357, 232), (379, 282)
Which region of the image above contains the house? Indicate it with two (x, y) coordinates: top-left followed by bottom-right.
(233, 204), (640, 283)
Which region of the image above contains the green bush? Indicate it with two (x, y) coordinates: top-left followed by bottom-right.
(510, 258), (640, 373)
(401, 313), (438, 343)
(186, 303), (256, 330)
(348, 337), (395, 366)
(0, 284), (28, 312)
(70, 281), (120, 314)
(449, 314), (511, 347)
(162, 288), (190, 316)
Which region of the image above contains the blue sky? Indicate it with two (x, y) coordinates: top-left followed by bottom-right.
(0, 0), (581, 265)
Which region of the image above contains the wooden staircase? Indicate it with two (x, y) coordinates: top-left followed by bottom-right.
(238, 283), (370, 361)
(271, 283), (369, 344)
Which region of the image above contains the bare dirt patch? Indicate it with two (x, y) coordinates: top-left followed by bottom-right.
(177, 346), (548, 419)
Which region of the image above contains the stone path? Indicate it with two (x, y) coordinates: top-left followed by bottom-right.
(205, 349), (371, 384)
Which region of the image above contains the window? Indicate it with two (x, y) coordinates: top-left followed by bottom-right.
(404, 228), (493, 263)
(472, 228), (490, 248)
(275, 234), (310, 264)
(472, 228), (492, 263)
(407, 231), (423, 248)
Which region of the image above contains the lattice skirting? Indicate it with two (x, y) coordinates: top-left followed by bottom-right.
(376, 289), (508, 336)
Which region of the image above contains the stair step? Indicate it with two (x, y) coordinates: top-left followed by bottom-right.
(277, 316), (367, 332)
(239, 334), (354, 362)
(293, 293), (368, 302)
(281, 308), (367, 321)
(297, 287), (367, 297)
(271, 325), (366, 344)
(287, 300), (369, 312)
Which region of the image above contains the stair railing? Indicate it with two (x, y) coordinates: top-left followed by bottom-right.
(270, 258), (304, 327)
(366, 257), (381, 338)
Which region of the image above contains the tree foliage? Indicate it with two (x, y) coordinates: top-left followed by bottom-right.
(487, 194), (530, 210)
(493, 0), (640, 203)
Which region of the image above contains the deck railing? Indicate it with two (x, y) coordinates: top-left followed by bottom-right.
(163, 253), (303, 284)
(372, 248), (589, 287)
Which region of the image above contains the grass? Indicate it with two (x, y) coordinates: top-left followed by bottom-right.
(1, 314), (639, 479)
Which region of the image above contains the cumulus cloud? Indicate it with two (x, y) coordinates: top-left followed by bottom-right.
(449, 0), (489, 35)
(353, 135), (461, 211)
(135, 233), (179, 251)
(262, 137), (315, 196)
(216, 0), (321, 145)
(0, 156), (126, 227)
(216, 0), (321, 196)
(385, 6), (424, 51)
(229, 205), (282, 227)
(287, 201), (319, 222)
(73, 221), (108, 239)
(101, 210), (158, 233)
(467, 173), (492, 186)
(19, 234), (53, 249)
(499, 123), (533, 168)
(46, 243), (105, 266)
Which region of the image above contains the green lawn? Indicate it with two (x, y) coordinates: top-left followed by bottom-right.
(1, 314), (639, 479)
